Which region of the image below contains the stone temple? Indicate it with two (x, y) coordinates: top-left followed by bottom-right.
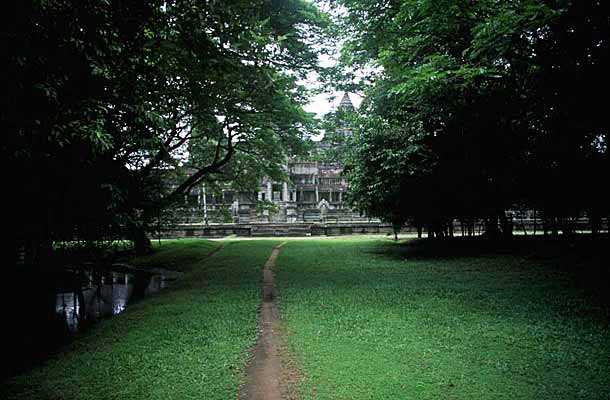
(181, 93), (371, 224)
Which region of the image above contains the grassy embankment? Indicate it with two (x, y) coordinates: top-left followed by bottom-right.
(2, 239), (279, 400)
(275, 237), (610, 399)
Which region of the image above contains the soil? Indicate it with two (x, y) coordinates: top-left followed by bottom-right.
(239, 242), (299, 400)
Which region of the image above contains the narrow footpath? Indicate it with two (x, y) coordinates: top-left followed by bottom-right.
(239, 242), (296, 400)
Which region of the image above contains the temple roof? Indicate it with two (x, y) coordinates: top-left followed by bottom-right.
(338, 92), (355, 111)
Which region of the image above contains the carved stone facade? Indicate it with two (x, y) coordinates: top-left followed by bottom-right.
(190, 158), (367, 224)
(248, 159), (359, 223)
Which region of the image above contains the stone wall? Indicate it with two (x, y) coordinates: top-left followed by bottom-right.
(156, 222), (395, 238)
(155, 217), (609, 239)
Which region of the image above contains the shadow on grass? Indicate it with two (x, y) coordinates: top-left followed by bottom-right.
(370, 234), (610, 310)
(370, 233), (605, 258)
(277, 238), (610, 399)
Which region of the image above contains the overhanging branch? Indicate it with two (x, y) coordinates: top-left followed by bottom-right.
(167, 124), (236, 200)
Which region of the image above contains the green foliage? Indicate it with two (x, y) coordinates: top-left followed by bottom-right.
(52, 240), (135, 266)
(256, 199), (280, 219)
(4, 0), (161, 248)
(5, 0), (330, 255)
(335, 0), (610, 235)
(315, 105), (356, 163)
(344, 114), (432, 227)
(209, 206), (234, 224)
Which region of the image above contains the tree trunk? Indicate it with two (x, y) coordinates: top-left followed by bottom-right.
(484, 216), (500, 237)
(392, 222), (401, 241)
(132, 227), (152, 256)
(435, 224), (443, 238)
(589, 211), (600, 235)
(551, 217), (559, 236)
(76, 286), (86, 324)
(498, 210), (513, 237)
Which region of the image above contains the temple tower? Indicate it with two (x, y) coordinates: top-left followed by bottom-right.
(339, 92), (355, 112)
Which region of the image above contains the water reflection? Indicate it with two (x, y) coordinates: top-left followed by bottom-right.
(55, 269), (178, 332)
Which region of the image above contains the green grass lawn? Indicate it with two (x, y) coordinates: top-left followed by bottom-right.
(275, 237), (610, 399)
(128, 239), (220, 272)
(2, 239), (279, 400)
(4, 236), (609, 399)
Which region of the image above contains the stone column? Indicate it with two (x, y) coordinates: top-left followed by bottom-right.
(339, 192), (343, 203)
(282, 182), (289, 201)
(266, 181), (272, 201)
(315, 185), (319, 203)
(203, 185), (208, 225)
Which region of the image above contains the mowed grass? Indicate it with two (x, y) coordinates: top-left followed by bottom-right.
(275, 238), (610, 399)
(2, 239), (279, 400)
(128, 239), (220, 272)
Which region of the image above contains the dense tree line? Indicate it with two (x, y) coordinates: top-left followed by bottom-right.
(336, 0), (609, 237)
(4, 0), (328, 263)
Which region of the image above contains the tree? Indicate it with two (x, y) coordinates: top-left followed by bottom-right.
(344, 114), (434, 236)
(4, 0), (330, 260)
(4, 0), (161, 263)
(336, 0), (609, 237)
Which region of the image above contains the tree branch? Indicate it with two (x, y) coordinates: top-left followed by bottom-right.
(167, 124), (236, 200)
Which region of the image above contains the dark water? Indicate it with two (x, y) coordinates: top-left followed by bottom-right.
(1, 266), (181, 380)
(55, 268), (180, 332)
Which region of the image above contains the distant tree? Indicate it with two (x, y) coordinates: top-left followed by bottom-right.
(344, 114), (432, 235)
(256, 199), (281, 221)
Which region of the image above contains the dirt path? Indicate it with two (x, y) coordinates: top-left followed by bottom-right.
(239, 242), (297, 400)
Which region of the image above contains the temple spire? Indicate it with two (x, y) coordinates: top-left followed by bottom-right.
(338, 92), (355, 112)
(335, 92), (354, 139)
